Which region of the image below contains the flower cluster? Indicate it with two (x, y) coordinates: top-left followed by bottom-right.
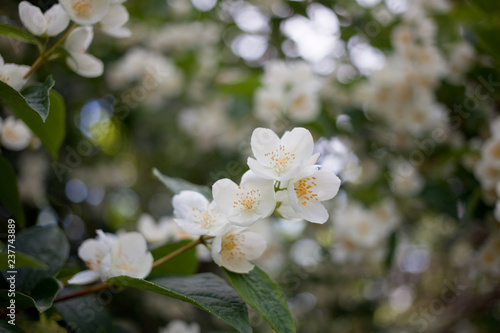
(68, 230), (153, 284)
(170, 127), (341, 273)
(332, 199), (401, 264)
(354, 1), (453, 143)
(0, 0), (132, 86)
(254, 61), (321, 125)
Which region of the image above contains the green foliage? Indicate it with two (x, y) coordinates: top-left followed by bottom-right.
(224, 265), (296, 333)
(0, 23), (42, 50)
(153, 167), (212, 199)
(29, 277), (61, 312)
(0, 252), (48, 270)
(149, 240), (199, 277)
(6, 226), (69, 292)
(0, 78), (65, 158)
(0, 155), (25, 228)
(54, 292), (114, 333)
(108, 274), (252, 333)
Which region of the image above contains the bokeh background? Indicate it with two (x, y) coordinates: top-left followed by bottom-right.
(1, 0), (500, 332)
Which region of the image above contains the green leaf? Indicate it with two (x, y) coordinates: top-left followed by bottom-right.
(0, 252), (48, 270)
(0, 23), (42, 49)
(0, 320), (26, 333)
(30, 277), (61, 312)
(0, 78), (65, 158)
(108, 274), (251, 333)
(0, 156), (25, 228)
(225, 265), (296, 333)
(150, 240), (199, 277)
(153, 168), (212, 199)
(0, 278), (60, 313)
(20, 76), (55, 122)
(54, 291), (113, 333)
(2, 226), (69, 292)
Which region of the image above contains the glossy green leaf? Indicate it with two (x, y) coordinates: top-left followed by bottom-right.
(2, 226), (70, 292)
(150, 240), (199, 277)
(0, 156), (25, 228)
(153, 168), (212, 199)
(20, 76), (55, 122)
(0, 278), (60, 313)
(108, 274), (251, 333)
(30, 277), (61, 312)
(225, 265), (296, 333)
(0, 252), (48, 271)
(0, 23), (42, 49)
(0, 79), (65, 158)
(54, 291), (113, 333)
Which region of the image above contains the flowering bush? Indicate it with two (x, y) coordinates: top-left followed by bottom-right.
(1, 0), (500, 332)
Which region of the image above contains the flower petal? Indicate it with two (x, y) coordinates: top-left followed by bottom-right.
(0, 63), (30, 91)
(19, 1), (47, 36)
(65, 26), (93, 52)
(59, 0), (111, 25)
(67, 270), (100, 284)
(296, 200), (329, 224)
(45, 4), (70, 36)
(66, 52), (104, 77)
(100, 4), (130, 38)
(309, 170), (341, 201)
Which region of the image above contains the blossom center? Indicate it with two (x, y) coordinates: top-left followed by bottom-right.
(294, 176), (318, 206)
(221, 234), (245, 260)
(265, 144), (295, 173)
(233, 187), (261, 211)
(73, 0), (93, 16)
(193, 208), (216, 228)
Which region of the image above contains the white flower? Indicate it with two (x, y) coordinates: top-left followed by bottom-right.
(99, 3), (131, 38)
(0, 55), (30, 91)
(211, 227), (267, 273)
(247, 127), (315, 182)
(280, 168), (341, 224)
(159, 320), (200, 333)
(68, 230), (118, 284)
(137, 213), (174, 245)
(172, 190), (230, 236)
(0, 116), (32, 151)
(212, 173), (276, 226)
(99, 232), (154, 281)
(64, 26), (103, 77)
(68, 230), (153, 284)
(59, 0), (111, 25)
(18, 2), (69, 36)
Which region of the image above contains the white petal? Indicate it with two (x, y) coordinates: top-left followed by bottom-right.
(0, 117), (31, 151)
(211, 235), (223, 267)
(309, 170), (341, 201)
(19, 1), (47, 36)
(172, 191), (228, 236)
(280, 127), (314, 165)
(213, 232), (266, 273)
(67, 270), (100, 284)
(66, 52), (103, 77)
(213, 178), (276, 226)
(45, 4), (70, 36)
(77, 238), (110, 270)
(114, 232), (148, 260)
(212, 178), (240, 219)
(296, 201), (329, 224)
(65, 26), (93, 52)
(250, 127), (280, 163)
(59, 0), (111, 25)
(100, 4), (130, 38)
(0, 63), (31, 91)
(101, 26), (131, 38)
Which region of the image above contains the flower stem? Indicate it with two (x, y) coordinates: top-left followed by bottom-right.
(152, 236), (207, 269)
(53, 282), (112, 303)
(23, 23), (78, 79)
(53, 237), (210, 303)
